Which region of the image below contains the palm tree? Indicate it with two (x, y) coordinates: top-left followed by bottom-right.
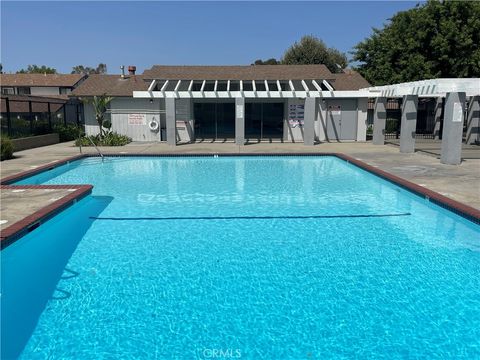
(84, 94), (114, 137)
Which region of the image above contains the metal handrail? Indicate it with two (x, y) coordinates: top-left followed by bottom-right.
(87, 136), (104, 159)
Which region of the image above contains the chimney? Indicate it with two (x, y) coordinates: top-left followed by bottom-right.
(128, 66), (136, 75)
(120, 65), (125, 78)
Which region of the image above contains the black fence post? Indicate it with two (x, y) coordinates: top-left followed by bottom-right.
(6, 97), (12, 136)
(63, 105), (67, 126)
(47, 102), (52, 131)
(29, 100), (34, 135)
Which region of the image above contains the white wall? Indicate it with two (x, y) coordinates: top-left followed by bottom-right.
(84, 98), (165, 142)
(30, 87), (60, 96)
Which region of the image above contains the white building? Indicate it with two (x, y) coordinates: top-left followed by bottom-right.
(71, 65), (371, 145)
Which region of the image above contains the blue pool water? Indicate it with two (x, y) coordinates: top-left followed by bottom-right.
(2, 156), (480, 359)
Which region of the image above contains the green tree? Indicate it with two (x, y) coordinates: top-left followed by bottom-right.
(281, 35), (348, 73)
(17, 65), (57, 74)
(84, 94), (114, 137)
(352, 0), (480, 85)
(71, 63), (107, 75)
(253, 58), (280, 65)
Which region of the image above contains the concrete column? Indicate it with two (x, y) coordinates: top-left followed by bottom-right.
(372, 97), (387, 145)
(356, 98), (368, 141)
(441, 92), (466, 165)
(235, 97), (245, 145)
(316, 99), (327, 142)
(304, 97), (316, 146)
(466, 96), (479, 145)
(166, 97), (176, 146)
(433, 97), (443, 140)
(399, 94), (418, 153)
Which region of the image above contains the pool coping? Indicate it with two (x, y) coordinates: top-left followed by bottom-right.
(0, 184), (93, 249)
(0, 152), (478, 249)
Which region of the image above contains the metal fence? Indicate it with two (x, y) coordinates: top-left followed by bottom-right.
(1, 96), (83, 138)
(368, 98), (444, 140)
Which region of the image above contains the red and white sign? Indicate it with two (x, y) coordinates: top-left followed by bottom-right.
(128, 113), (146, 125)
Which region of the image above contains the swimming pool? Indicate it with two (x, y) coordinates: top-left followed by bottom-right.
(2, 155), (480, 359)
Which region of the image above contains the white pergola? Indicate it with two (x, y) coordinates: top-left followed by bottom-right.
(362, 78), (480, 98)
(133, 79), (371, 99)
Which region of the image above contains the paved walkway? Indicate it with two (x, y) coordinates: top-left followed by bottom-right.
(1, 141), (479, 222)
(386, 139), (480, 159)
(0, 187), (78, 232)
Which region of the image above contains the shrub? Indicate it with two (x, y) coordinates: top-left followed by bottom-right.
(1, 135), (14, 161)
(75, 132), (131, 147)
(54, 124), (83, 142)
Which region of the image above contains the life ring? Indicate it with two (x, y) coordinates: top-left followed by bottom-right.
(148, 119), (159, 132)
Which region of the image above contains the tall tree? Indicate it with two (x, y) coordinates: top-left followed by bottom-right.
(352, 0), (480, 85)
(17, 65), (57, 74)
(71, 63), (107, 75)
(282, 35), (348, 73)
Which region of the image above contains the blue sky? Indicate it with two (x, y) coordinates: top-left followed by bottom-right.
(1, 1), (418, 74)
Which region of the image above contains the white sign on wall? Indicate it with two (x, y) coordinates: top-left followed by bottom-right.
(128, 113), (146, 125)
(288, 104), (305, 127)
(236, 105), (244, 118)
(329, 105), (341, 116)
(452, 103), (463, 123)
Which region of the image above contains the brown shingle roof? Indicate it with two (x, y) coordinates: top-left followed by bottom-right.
(142, 65), (334, 81)
(1, 95), (68, 113)
(0, 74), (85, 87)
(331, 70), (370, 90)
(70, 74), (148, 97)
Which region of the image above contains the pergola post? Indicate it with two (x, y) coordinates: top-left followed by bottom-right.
(433, 97), (443, 140)
(372, 97), (387, 145)
(235, 97), (245, 145)
(399, 94), (418, 153)
(466, 95), (479, 145)
(28, 100), (34, 135)
(303, 97), (316, 146)
(5, 97), (12, 136)
(441, 92), (466, 165)
(165, 97), (176, 146)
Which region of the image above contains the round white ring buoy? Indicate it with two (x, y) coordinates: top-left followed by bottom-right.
(149, 119), (159, 132)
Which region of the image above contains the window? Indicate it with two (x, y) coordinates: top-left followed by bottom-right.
(59, 87), (71, 95)
(17, 87), (31, 95)
(2, 87), (14, 95)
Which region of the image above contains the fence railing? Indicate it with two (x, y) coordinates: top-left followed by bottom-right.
(1, 96), (83, 138)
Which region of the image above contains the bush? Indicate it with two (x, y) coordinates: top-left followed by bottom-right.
(75, 132), (131, 147)
(54, 124), (83, 142)
(1, 135), (14, 161)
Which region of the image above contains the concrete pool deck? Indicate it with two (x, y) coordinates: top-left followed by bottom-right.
(1, 141), (479, 242)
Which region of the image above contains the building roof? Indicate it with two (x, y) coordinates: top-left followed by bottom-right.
(70, 74), (148, 97)
(0, 73), (85, 87)
(142, 65), (334, 81)
(331, 70), (370, 90)
(70, 66), (371, 97)
(1, 95), (69, 113)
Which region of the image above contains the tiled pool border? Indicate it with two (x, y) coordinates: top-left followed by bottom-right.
(1, 152), (478, 249)
(0, 184), (93, 249)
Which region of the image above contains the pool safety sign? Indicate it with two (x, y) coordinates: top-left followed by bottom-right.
(452, 103), (463, 122)
(128, 113), (147, 125)
(288, 104), (304, 127)
(329, 105), (341, 116)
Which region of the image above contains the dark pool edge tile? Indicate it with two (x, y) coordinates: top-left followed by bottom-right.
(0, 185), (93, 249)
(1, 152), (478, 233)
(0, 154), (86, 185)
(335, 153), (480, 225)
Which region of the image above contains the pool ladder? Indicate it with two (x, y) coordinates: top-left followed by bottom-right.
(86, 136), (105, 161)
